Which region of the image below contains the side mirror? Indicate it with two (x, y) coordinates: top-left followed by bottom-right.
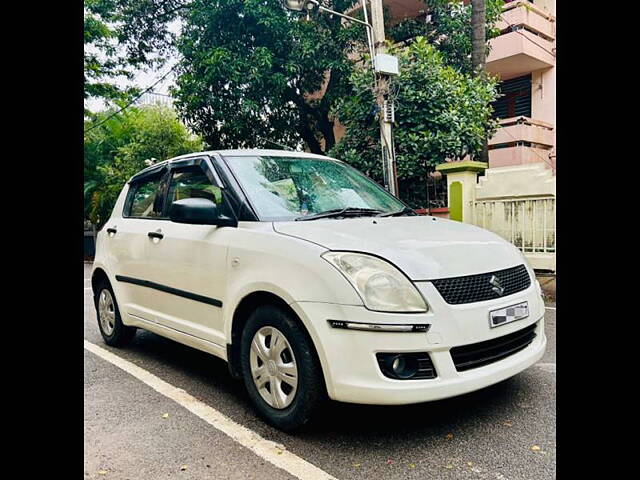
(169, 198), (238, 227)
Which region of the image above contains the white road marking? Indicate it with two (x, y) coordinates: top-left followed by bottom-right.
(84, 287), (92, 291)
(84, 340), (337, 480)
(545, 306), (556, 310)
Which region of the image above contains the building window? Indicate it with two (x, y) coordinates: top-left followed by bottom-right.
(492, 74), (532, 119)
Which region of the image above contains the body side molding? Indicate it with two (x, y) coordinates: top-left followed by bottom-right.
(115, 275), (223, 308)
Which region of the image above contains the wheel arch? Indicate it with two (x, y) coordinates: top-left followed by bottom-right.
(226, 290), (328, 394)
(91, 267), (110, 296)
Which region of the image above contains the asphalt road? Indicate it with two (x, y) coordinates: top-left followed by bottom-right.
(84, 263), (556, 480)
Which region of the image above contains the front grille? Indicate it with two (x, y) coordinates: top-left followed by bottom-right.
(432, 264), (531, 305)
(450, 323), (537, 372)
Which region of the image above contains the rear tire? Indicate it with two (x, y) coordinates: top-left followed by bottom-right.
(94, 279), (136, 347)
(240, 304), (325, 432)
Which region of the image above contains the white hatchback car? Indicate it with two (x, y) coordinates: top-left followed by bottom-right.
(92, 149), (546, 431)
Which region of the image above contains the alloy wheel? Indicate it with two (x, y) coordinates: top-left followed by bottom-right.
(98, 288), (116, 336)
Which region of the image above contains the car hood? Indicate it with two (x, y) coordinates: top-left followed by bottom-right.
(273, 216), (526, 280)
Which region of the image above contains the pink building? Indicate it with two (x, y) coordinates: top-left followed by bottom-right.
(381, 0), (557, 173)
(485, 0), (556, 173)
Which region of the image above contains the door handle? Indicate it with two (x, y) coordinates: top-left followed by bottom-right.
(148, 231), (164, 240)
(106, 227), (117, 235)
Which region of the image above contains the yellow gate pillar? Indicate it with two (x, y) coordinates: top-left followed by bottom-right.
(435, 161), (488, 222)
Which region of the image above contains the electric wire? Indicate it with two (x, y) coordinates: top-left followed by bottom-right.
(85, 64), (179, 133)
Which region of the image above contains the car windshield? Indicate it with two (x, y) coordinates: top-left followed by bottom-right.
(223, 155), (407, 221)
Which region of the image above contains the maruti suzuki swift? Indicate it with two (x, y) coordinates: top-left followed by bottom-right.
(91, 149), (546, 431)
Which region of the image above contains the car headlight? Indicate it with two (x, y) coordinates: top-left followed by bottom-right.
(321, 251), (428, 313)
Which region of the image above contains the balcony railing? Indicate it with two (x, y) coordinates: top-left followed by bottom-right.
(499, 1), (555, 41)
(487, 1), (555, 78)
(488, 116), (555, 171)
(490, 116), (553, 148)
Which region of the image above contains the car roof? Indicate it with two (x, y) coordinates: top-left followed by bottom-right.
(173, 149), (336, 161)
(130, 149), (340, 181)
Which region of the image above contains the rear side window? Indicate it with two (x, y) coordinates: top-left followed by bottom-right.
(165, 168), (222, 212)
(126, 175), (165, 218)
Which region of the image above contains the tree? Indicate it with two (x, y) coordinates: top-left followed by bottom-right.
(85, 0), (137, 112)
(86, 0), (503, 156)
(172, 0), (365, 153)
(84, 0), (185, 113)
(471, 0), (487, 75)
(388, 0), (504, 74)
(85, 0), (364, 154)
(388, 0), (503, 167)
(329, 37), (498, 207)
(471, 0), (490, 162)
(84, 105), (204, 226)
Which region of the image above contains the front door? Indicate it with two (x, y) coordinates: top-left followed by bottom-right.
(142, 162), (231, 348)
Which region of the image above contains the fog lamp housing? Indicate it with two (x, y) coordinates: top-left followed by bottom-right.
(376, 352), (437, 380)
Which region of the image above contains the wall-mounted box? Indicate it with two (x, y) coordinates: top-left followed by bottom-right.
(375, 54), (399, 76)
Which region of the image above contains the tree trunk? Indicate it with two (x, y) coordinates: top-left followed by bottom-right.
(317, 110), (336, 153)
(471, 0), (486, 76)
(471, 0), (489, 163)
(317, 69), (340, 153)
(297, 108), (324, 154)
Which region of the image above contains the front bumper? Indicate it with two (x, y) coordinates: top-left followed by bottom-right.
(290, 282), (546, 405)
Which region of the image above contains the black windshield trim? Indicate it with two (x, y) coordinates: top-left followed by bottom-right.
(376, 207), (418, 217)
(295, 207), (384, 221)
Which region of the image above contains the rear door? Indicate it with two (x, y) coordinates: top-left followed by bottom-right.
(141, 157), (232, 348)
(108, 167), (170, 323)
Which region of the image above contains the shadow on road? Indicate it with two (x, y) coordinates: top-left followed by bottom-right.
(115, 328), (533, 444)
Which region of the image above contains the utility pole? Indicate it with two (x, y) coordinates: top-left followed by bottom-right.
(281, 0), (399, 196)
(368, 0), (398, 196)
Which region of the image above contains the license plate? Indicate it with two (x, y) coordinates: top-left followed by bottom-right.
(489, 301), (529, 328)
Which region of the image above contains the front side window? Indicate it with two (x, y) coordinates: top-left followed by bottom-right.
(223, 155), (405, 221)
(127, 175), (165, 218)
(165, 168), (222, 212)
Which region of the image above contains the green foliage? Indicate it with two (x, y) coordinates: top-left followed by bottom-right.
(84, 0), (186, 112)
(85, 0), (137, 111)
(330, 37), (498, 208)
(84, 105), (204, 226)
(85, 0), (503, 211)
(89, 0), (188, 65)
(388, 0), (504, 74)
(85, 0), (365, 151)
(171, 0), (363, 153)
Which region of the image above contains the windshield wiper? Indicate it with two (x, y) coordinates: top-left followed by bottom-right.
(376, 207), (418, 217)
(295, 207), (383, 221)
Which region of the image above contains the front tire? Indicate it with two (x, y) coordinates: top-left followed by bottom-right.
(240, 304), (325, 431)
(94, 280), (136, 347)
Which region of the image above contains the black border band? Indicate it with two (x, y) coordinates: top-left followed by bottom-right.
(115, 275), (223, 308)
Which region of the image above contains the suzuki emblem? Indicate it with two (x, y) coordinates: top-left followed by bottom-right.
(489, 275), (504, 296)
